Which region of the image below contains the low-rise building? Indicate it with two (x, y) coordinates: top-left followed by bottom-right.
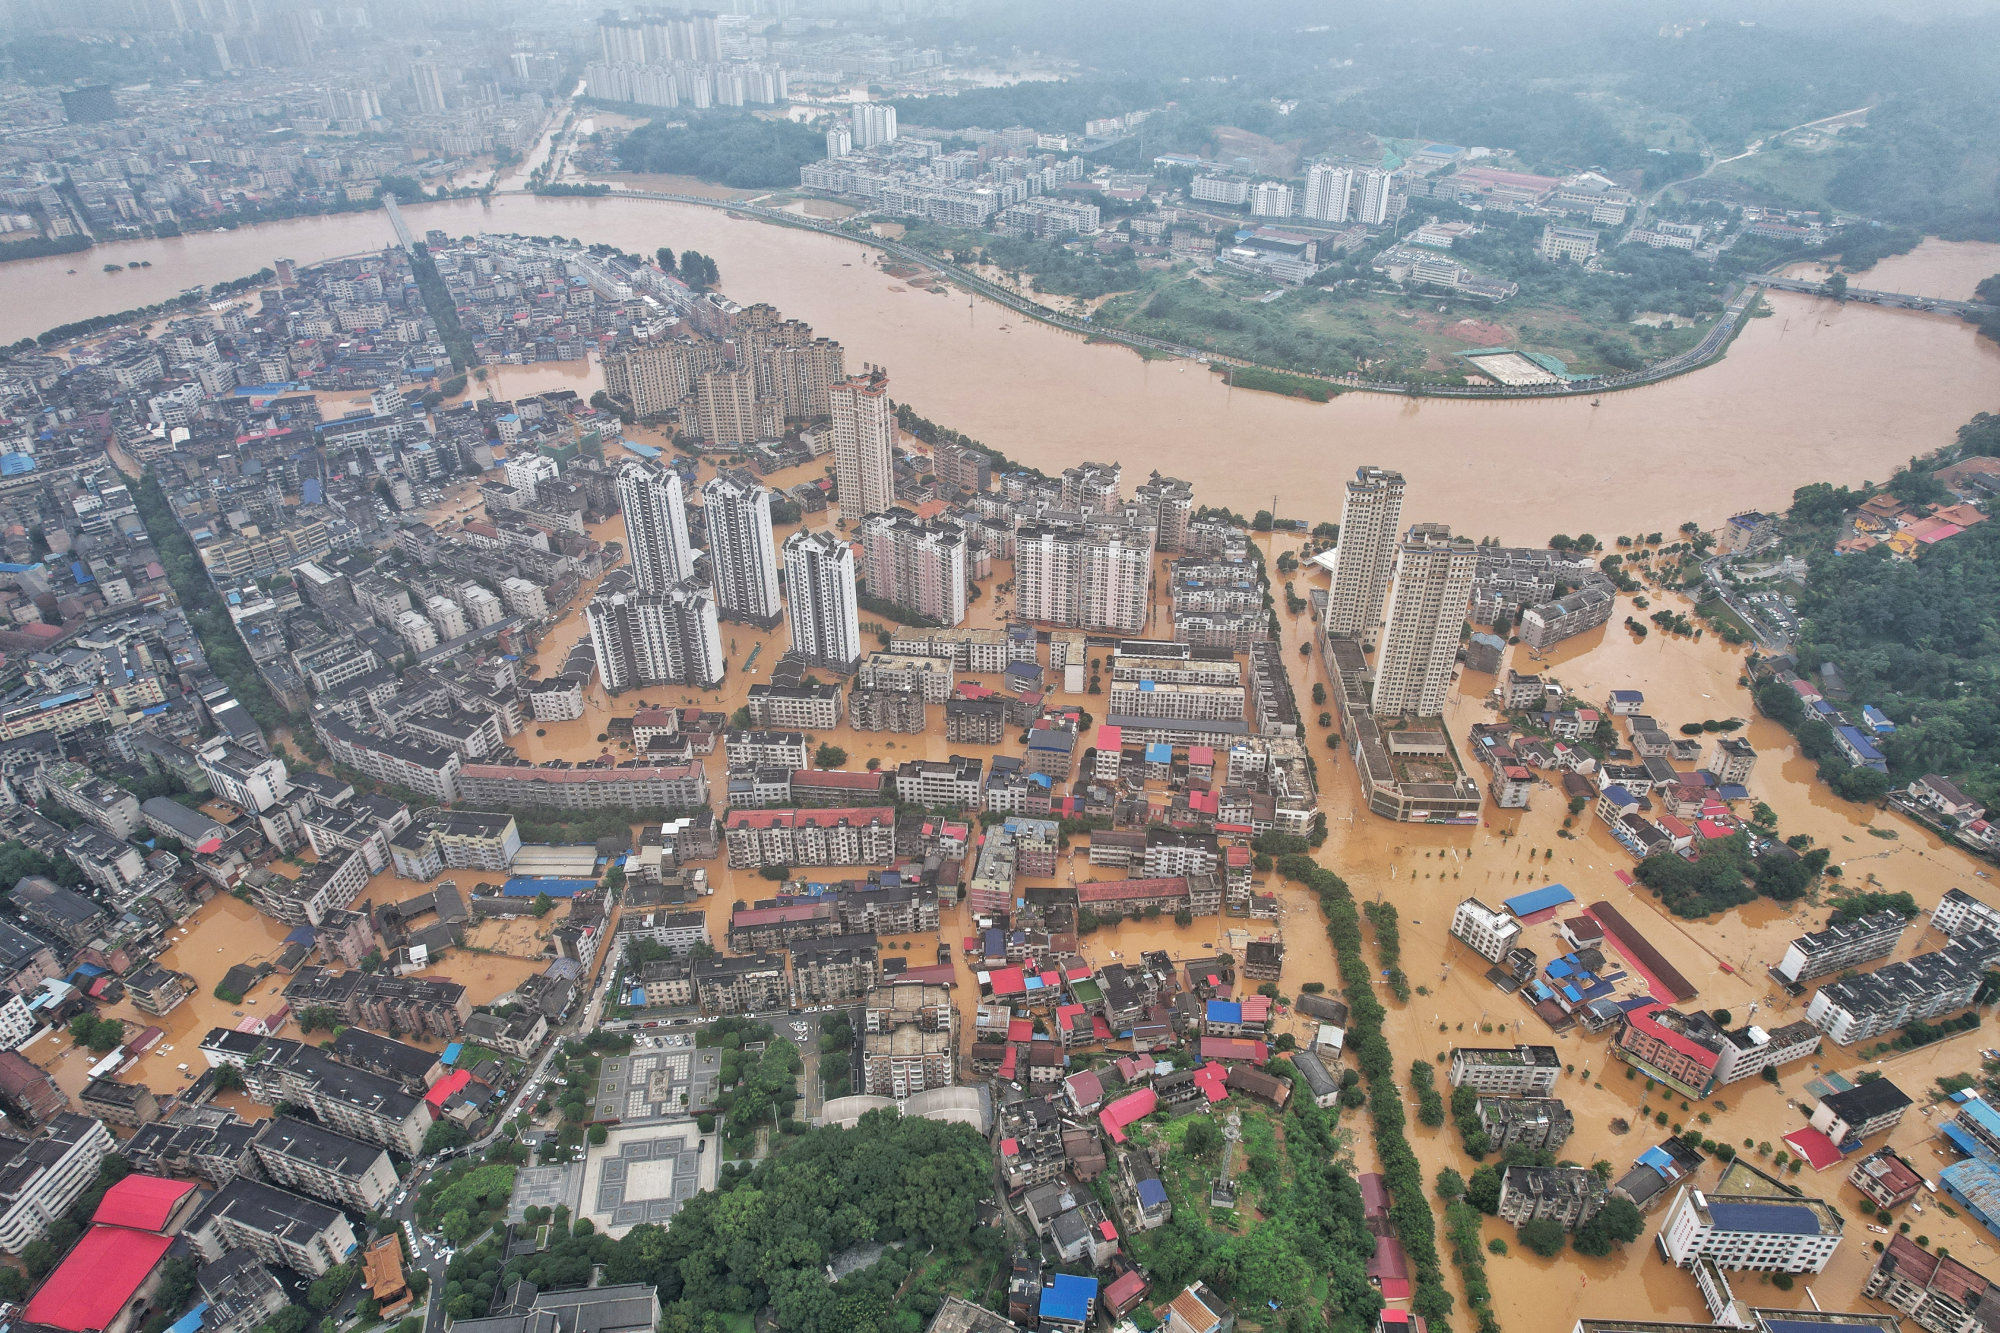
(1448, 1045), (1561, 1094)
(1848, 1147), (1924, 1211)
(1476, 1097), (1573, 1153)
(1450, 897), (1521, 962)
(1810, 1079), (1912, 1145)
(1497, 1165), (1605, 1229)
(1658, 1170), (1844, 1273)
(250, 1116), (398, 1212)
(187, 1177), (359, 1278)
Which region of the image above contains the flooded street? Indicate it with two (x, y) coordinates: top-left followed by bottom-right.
(0, 199), (1995, 540)
(4, 189), (1994, 1321)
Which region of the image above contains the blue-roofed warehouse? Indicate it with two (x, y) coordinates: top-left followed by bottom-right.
(1502, 884), (1575, 918)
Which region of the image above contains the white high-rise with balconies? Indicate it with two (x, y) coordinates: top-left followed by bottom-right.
(1353, 166), (1395, 225)
(702, 469), (782, 627)
(586, 572), (724, 692)
(851, 102), (898, 148)
(830, 369), (897, 521)
(616, 460), (698, 593)
(1303, 162), (1353, 222)
(784, 529), (862, 673)
(1327, 466), (1405, 641)
(1371, 523), (1478, 717)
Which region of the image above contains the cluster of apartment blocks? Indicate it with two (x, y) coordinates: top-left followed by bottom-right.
(1803, 892), (2000, 1045)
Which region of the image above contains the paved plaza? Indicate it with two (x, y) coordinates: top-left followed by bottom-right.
(579, 1122), (718, 1237)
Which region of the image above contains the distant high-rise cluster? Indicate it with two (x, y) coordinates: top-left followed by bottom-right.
(1301, 161), (1395, 224)
(850, 102), (899, 148)
(586, 13), (788, 110)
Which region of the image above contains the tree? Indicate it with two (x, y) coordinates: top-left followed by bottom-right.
(1573, 1197), (1646, 1257)
(425, 1122), (471, 1154)
(1466, 1165), (1503, 1214)
(212, 1063), (246, 1093)
(814, 743), (847, 768)
(1519, 1218), (1567, 1257)
(68, 1013), (123, 1053)
(1183, 1117), (1221, 1162)
(1434, 1167), (1466, 1200)
(656, 247), (676, 273)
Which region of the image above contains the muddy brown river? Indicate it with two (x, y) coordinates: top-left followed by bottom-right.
(6, 198), (1997, 541)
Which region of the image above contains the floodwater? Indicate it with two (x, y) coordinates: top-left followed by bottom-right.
(1, 198), (1995, 540)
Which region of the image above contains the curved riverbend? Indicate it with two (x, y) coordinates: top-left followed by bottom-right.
(5, 194), (1996, 541)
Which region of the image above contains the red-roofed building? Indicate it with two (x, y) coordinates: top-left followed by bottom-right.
(1103, 1269), (1150, 1318)
(425, 1068), (472, 1108)
(1191, 1062), (1230, 1103)
(1198, 1037), (1268, 1063)
(23, 1225), (175, 1333)
(1006, 1017), (1033, 1042)
(92, 1175), (197, 1233)
(990, 968), (1027, 998)
(1075, 877), (1190, 913)
(1369, 1235), (1412, 1299)
(1783, 1126), (1843, 1171)
(1101, 1087), (1158, 1143)
(1611, 1002), (1722, 1098)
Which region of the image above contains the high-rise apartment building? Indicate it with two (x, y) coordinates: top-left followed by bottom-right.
(1371, 523), (1477, 717)
(600, 339), (721, 418)
(586, 573), (724, 692)
(1133, 472), (1194, 551)
(702, 470), (782, 627)
(830, 370), (896, 520)
(1327, 466), (1405, 640)
(851, 102), (898, 148)
(411, 61), (446, 114)
(689, 367), (769, 447)
(826, 123), (853, 158)
(1303, 163), (1353, 223)
(783, 529), (862, 673)
(1014, 521), (1155, 634)
(859, 510), (967, 626)
(1250, 182), (1294, 217)
(616, 460), (697, 593)
(1353, 167), (1395, 225)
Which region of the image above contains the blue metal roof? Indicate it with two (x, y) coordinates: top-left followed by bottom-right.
(501, 877), (595, 896)
(1206, 1000), (1242, 1024)
(1637, 1145), (1674, 1171)
(1039, 1273), (1096, 1323)
(1704, 1201), (1820, 1235)
(442, 1042), (464, 1064)
(1145, 742), (1172, 762)
(1765, 1320), (1893, 1333)
(167, 1303), (209, 1333)
(1137, 1177), (1169, 1207)
(1956, 1096), (2000, 1139)
(1502, 884), (1575, 916)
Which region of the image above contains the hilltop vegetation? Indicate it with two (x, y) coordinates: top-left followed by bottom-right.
(615, 114), (825, 188)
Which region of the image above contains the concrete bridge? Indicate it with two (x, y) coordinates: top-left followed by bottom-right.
(1747, 274), (1992, 317)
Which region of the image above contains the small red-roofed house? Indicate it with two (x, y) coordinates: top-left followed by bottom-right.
(1101, 1087), (1158, 1143)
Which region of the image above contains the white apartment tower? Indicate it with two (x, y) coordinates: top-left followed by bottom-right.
(1371, 523), (1477, 717)
(702, 469), (783, 627)
(1327, 465), (1406, 640)
(860, 510), (968, 626)
(1014, 521), (1155, 634)
(825, 123), (853, 157)
(1303, 163), (1353, 223)
(1250, 182), (1295, 218)
(851, 102), (898, 148)
(830, 370), (897, 520)
(616, 460), (698, 593)
(1353, 167), (1395, 225)
(784, 529), (863, 673)
(586, 575), (725, 692)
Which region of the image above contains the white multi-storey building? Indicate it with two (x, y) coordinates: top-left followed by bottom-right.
(1450, 897), (1522, 962)
(859, 511), (967, 626)
(1250, 181), (1294, 217)
(616, 460), (698, 592)
(0, 1115), (114, 1254)
(1353, 166), (1395, 225)
(198, 739), (289, 813)
(1448, 1045), (1562, 1094)
(851, 102), (898, 148)
(500, 577), (549, 621)
(702, 469), (782, 627)
(830, 370), (897, 520)
(586, 574), (725, 692)
(1327, 466), (1405, 640)
(1303, 163), (1353, 222)
(1804, 929), (2000, 1045)
(1658, 1184), (1844, 1273)
(1372, 523), (1477, 717)
(782, 530), (862, 672)
(1014, 521), (1154, 634)
(425, 594), (468, 641)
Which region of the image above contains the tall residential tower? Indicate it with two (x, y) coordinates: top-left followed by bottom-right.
(830, 370), (896, 521)
(616, 460), (698, 592)
(783, 529), (862, 673)
(1328, 466), (1406, 642)
(1371, 523), (1477, 717)
(702, 469), (782, 627)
